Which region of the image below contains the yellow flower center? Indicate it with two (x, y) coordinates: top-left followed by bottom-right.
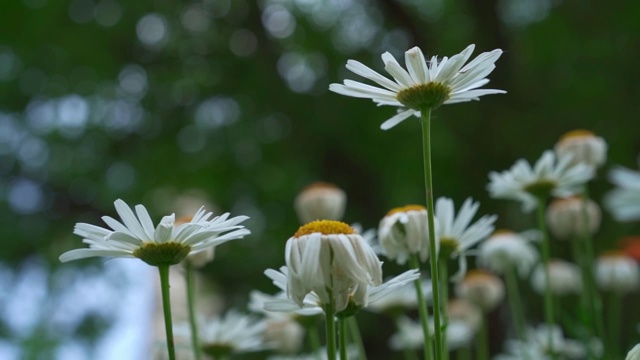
(439, 236), (459, 259)
(559, 129), (596, 142)
(294, 220), (355, 237)
(133, 242), (192, 266)
(523, 179), (557, 199)
(396, 82), (451, 111)
(386, 204), (426, 216)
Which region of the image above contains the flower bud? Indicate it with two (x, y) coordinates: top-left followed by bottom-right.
(294, 182), (346, 224)
(555, 129), (607, 169)
(546, 196), (601, 240)
(596, 251), (640, 293)
(455, 270), (505, 312)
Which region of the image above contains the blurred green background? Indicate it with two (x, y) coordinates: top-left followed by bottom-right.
(1, 0), (640, 358)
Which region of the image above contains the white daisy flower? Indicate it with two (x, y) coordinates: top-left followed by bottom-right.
(285, 220), (383, 312)
(59, 199), (250, 266)
(531, 259), (583, 296)
(605, 164), (640, 221)
(627, 344), (640, 360)
(596, 251), (640, 293)
(176, 311), (268, 357)
(329, 44), (505, 130)
(455, 270), (505, 312)
(487, 150), (594, 212)
(378, 205), (433, 265)
(495, 325), (591, 360)
(262, 266), (421, 317)
(294, 182), (347, 224)
(477, 230), (539, 277)
(389, 316), (476, 352)
(546, 196), (601, 240)
(554, 129), (607, 169)
(435, 197), (497, 281)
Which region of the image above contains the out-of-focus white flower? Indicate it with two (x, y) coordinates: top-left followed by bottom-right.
(596, 251), (640, 293)
(435, 197), (496, 281)
(294, 182), (347, 224)
(531, 259), (582, 296)
(627, 343), (640, 360)
(285, 220), (382, 312)
(477, 230), (539, 277)
(455, 270), (505, 312)
(266, 346), (359, 360)
(546, 196), (601, 240)
(495, 324), (589, 360)
(329, 44), (505, 130)
(263, 318), (305, 354)
(605, 164), (640, 221)
(487, 151), (594, 212)
(262, 266), (420, 317)
(447, 298), (482, 334)
(60, 199), (250, 266)
(555, 129), (607, 169)
(378, 205), (432, 265)
(389, 316), (475, 352)
(366, 278), (432, 314)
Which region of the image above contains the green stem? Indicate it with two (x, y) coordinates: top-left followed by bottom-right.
(347, 317), (366, 360)
(607, 292), (622, 359)
(536, 197), (555, 355)
(504, 267), (526, 343)
(439, 261), (449, 360)
(476, 314), (489, 360)
(338, 318), (348, 360)
(581, 187), (605, 345)
(457, 346), (472, 360)
(324, 299), (337, 360)
(410, 255), (434, 360)
(185, 262), (202, 360)
(570, 235), (594, 358)
(158, 264), (176, 360)
(419, 106), (444, 360)
(307, 323), (322, 360)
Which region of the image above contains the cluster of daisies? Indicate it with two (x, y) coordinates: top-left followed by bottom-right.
(59, 45), (640, 360)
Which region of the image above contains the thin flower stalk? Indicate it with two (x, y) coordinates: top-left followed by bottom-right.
(159, 264), (176, 360)
(420, 107), (444, 359)
(339, 318), (348, 360)
(536, 197), (555, 354)
(410, 255), (434, 360)
(504, 266), (526, 344)
(476, 314), (489, 360)
(439, 261), (450, 360)
(607, 291), (622, 359)
(347, 317), (367, 360)
(324, 295), (338, 360)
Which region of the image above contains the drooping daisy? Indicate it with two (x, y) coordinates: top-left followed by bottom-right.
(435, 197), (497, 280)
(487, 150), (594, 212)
(604, 163), (640, 221)
(477, 230), (539, 278)
(285, 220), (383, 312)
(329, 44), (505, 130)
(595, 251), (640, 293)
(554, 129), (607, 169)
(378, 205), (433, 265)
(530, 259), (583, 296)
(59, 199), (250, 266)
(546, 196), (601, 240)
(455, 270), (505, 312)
(294, 182), (347, 224)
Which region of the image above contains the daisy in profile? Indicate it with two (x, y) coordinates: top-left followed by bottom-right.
(60, 199), (250, 266)
(487, 150), (594, 212)
(435, 197), (496, 281)
(605, 162), (640, 221)
(329, 44), (505, 130)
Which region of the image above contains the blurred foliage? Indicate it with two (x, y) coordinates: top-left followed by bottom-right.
(1, 0), (640, 358)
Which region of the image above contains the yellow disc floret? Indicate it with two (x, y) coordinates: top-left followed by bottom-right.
(386, 204), (426, 216)
(133, 242), (192, 266)
(294, 220), (355, 237)
(559, 129), (595, 143)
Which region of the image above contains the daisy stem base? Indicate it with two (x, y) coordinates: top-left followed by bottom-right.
(410, 255), (433, 360)
(159, 264), (176, 360)
(419, 106), (444, 360)
(338, 318), (348, 360)
(185, 262), (202, 360)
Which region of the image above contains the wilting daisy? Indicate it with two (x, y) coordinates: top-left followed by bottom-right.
(605, 163), (640, 221)
(329, 44), (505, 130)
(59, 199), (250, 266)
(596, 251), (640, 293)
(378, 205), (432, 265)
(487, 150), (594, 212)
(294, 182), (347, 224)
(554, 129), (608, 169)
(435, 197), (496, 280)
(546, 196), (601, 240)
(531, 259), (583, 296)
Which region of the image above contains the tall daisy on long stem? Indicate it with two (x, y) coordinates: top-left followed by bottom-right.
(59, 199), (250, 360)
(331, 44), (505, 359)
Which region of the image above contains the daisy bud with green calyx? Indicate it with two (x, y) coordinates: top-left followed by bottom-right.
(285, 220), (382, 360)
(59, 199), (250, 360)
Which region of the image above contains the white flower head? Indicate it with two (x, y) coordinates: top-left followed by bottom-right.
(455, 270), (505, 312)
(531, 259), (583, 296)
(495, 324), (588, 360)
(294, 182), (347, 224)
(487, 150), (594, 212)
(435, 197), (497, 281)
(605, 164), (640, 221)
(389, 316), (476, 352)
(366, 278), (433, 314)
(546, 196), (601, 240)
(596, 251), (640, 293)
(555, 129), (607, 169)
(378, 205), (433, 265)
(477, 230), (539, 277)
(627, 343), (640, 360)
(329, 44), (505, 130)
(60, 199), (250, 266)
(285, 220), (383, 312)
